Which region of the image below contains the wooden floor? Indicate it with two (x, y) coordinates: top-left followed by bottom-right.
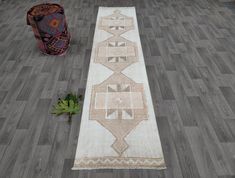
(0, 0), (235, 177)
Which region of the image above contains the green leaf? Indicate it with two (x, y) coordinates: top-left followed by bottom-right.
(51, 93), (81, 119)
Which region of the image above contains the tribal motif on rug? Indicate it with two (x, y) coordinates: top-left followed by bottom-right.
(73, 7), (166, 170)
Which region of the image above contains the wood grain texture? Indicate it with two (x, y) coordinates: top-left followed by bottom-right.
(0, 0), (235, 177)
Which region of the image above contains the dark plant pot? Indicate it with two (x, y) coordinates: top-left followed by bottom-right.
(27, 3), (70, 56)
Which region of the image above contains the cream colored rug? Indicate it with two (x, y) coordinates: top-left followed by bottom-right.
(72, 7), (166, 170)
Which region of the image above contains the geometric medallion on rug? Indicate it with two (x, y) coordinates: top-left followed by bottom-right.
(72, 7), (166, 170)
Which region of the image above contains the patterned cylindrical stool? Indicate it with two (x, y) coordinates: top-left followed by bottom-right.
(27, 3), (70, 55)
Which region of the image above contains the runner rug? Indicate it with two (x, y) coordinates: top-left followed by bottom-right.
(73, 7), (166, 170)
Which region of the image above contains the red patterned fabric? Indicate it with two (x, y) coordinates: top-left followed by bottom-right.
(27, 3), (70, 55)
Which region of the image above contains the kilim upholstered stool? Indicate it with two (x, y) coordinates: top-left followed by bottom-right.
(27, 3), (70, 55)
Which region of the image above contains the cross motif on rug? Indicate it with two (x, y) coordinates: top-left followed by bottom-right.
(90, 73), (148, 155)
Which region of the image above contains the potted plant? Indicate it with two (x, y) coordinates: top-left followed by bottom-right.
(52, 93), (82, 123)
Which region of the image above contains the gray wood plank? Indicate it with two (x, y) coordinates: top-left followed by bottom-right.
(220, 87), (235, 114)
(25, 145), (51, 178)
(0, 101), (26, 145)
(61, 159), (80, 178)
(10, 99), (52, 178)
(157, 116), (183, 178)
(0, 145), (7, 163)
(167, 70), (198, 126)
(185, 127), (218, 178)
(188, 96), (235, 175)
(164, 102), (201, 178)
(154, 58), (175, 100)
(0, 130), (27, 178)
(0, 117), (6, 130)
(16, 74), (48, 129)
(44, 122), (70, 178)
(192, 80), (235, 142)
